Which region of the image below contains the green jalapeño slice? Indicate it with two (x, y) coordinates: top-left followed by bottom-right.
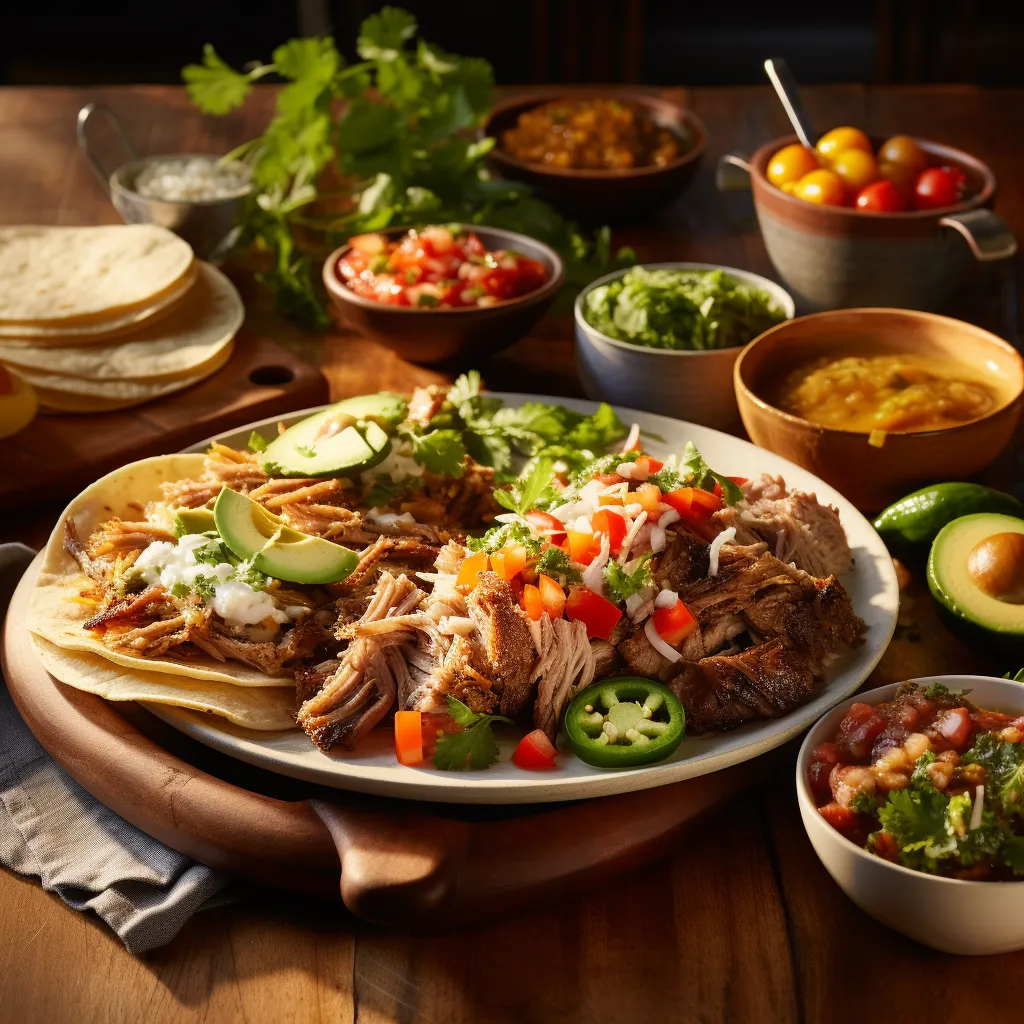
(563, 677), (686, 769)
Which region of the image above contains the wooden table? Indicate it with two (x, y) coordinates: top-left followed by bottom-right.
(1, 83), (1023, 1024)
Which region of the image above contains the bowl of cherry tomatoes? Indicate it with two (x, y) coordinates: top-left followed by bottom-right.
(718, 127), (1016, 311)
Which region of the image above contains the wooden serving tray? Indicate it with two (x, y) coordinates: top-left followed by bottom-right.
(4, 331), (329, 507)
(2, 557), (759, 927)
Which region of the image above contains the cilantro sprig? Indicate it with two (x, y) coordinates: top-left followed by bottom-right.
(433, 696), (512, 771)
(680, 442), (743, 506)
(603, 555), (653, 604)
(183, 9), (634, 328)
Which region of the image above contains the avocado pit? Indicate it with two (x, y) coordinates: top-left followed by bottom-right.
(968, 531), (1024, 604)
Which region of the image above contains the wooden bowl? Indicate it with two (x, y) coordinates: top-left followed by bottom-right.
(483, 90), (707, 221)
(722, 135), (1016, 311)
(322, 225), (564, 367)
(734, 308), (1024, 513)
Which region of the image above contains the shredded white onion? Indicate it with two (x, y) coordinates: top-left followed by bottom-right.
(617, 510), (648, 564)
(630, 461), (650, 482)
(616, 462), (635, 480)
(658, 509), (681, 529)
(599, 482), (629, 498)
(970, 784), (985, 830)
(416, 571), (457, 583)
(645, 617), (682, 663)
(650, 525), (667, 553)
(624, 503), (643, 518)
(493, 512), (526, 525)
(655, 589), (678, 609)
(624, 593), (646, 617)
(620, 422), (640, 453)
(583, 533), (611, 595)
(708, 527), (736, 577)
(571, 516), (594, 534)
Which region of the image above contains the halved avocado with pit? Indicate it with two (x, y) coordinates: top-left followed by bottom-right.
(214, 487), (359, 585)
(260, 393), (403, 478)
(927, 512), (1024, 645)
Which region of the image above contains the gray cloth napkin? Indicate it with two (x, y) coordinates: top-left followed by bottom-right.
(0, 542), (234, 954)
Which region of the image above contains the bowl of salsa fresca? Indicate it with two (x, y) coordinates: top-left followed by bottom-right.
(323, 224), (564, 366)
(483, 89), (707, 220)
(797, 676), (1024, 955)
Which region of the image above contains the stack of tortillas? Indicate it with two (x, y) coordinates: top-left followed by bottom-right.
(0, 224), (244, 413)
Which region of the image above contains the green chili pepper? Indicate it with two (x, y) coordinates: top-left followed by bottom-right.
(563, 677), (686, 769)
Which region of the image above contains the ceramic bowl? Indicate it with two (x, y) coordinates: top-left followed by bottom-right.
(718, 135), (1016, 311)
(734, 308), (1024, 512)
(483, 90), (707, 220)
(797, 676), (1024, 955)
(574, 262), (794, 430)
(322, 225), (564, 367)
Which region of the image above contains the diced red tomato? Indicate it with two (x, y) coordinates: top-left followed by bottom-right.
(538, 573), (566, 618)
(712, 476), (747, 497)
(972, 709), (1013, 731)
(663, 487), (723, 524)
(394, 711), (424, 766)
(565, 586), (623, 640)
(808, 742), (841, 804)
(932, 707), (974, 752)
(818, 801), (859, 838)
(512, 729), (559, 770)
(836, 703), (887, 760)
(590, 508), (628, 555)
(520, 583), (544, 621)
(592, 473), (623, 486)
(456, 551), (489, 592)
(490, 544), (528, 582)
(651, 599), (698, 646)
(526, 509), (566, 545)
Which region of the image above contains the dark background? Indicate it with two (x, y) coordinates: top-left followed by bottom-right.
(4, 1), (1024, 88)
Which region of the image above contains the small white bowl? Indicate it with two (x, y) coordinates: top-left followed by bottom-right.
(574, 262), (794, 430)
(797, 675), (1024, 955)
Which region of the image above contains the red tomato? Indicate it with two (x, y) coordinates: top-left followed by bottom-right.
(526, 510), (566, 545)
(663, 487), (723, 522)
(632, 455), (664, 475)
(538, 573), (566, 618)
(837, 703), (887, 760)
(912, 167), (962, 210)
(512, 729), (559, 770)
(818, 801), (859, 838)
(565, 587), (623, 640)
(855, 180), (907, 213)
(933, 707), (974, 752)
(590, 508), (628, 555)
(651, 599), (698, 646)
(565, 530), (597, 565)
(808, 742), (842, 805)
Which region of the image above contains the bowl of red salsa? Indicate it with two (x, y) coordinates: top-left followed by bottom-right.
(323, 224), (564, 366)
(797, 676), (1024, 954)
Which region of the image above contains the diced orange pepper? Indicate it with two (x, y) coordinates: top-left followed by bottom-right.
(456, 550), (489, 592)
(633, 482), (663, 514)
(565, 530), (596, 564)
(538, 573), (566, 618)
(520, 583), (544, 620)
(490, 544), (528, 581)
(394, 710), (424, 766)
(598, 492), (625, 506)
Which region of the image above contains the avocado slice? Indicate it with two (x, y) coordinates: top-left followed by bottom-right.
(174, 506), (217, 535)
(213, 487), (359, 585)
(927, 513), (1024, 641)
(260, 395), (401, 478)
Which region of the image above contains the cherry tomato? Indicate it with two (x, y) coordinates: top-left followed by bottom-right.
(816, 127), (872, 163)
(854, 179), (907, 213)
(829, 148), (878, 197)
(791, 168), (846, 206)
(877, 160), (920, 191)
(512, 729), (559, 770)
(912, 166), (962, 210)
(877, 134), (928, 173)
(766, 143), (821, 189)
(942, 165), (968, 195)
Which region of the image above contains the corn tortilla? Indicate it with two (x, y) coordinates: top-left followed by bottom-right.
(27, 454), (292, 686)
(0, 225), (193, 325)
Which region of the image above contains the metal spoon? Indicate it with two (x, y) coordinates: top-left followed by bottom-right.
(764, 58), (816, 148)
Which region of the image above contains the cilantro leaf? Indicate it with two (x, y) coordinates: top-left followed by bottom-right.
(849, 790), (881, 816)
(432, 696), (512, 771)
(877, 783), (949, 871)
(191, 574), (220, 601)
(247, 430), (269, 453)
(232, 558), (270, 591)
(680, 441), (743, 506)
(357, 6), (418, 61)
(410, 429), (467, 477)
(565, 403), (627, 451)
(923, 681), (972, 700)
(182, 44), (255, 114)
(272, 37), (340, 82)
(364, 475), (400, 509)
(446, 370), (481, 409)
(493, 458), (554, 517)
(603, 555), (653, 604)
(535, 545), (583, 585)
(649, 464), (682, 493)
(963, 732), (1024, 812)
(295, 444), (317, 458)
(466, 521), (542, 555)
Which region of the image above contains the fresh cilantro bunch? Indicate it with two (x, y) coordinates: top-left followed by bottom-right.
(183, 8), (633, 328)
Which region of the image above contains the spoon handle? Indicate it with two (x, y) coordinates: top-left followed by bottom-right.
(764, 58), (816, 149)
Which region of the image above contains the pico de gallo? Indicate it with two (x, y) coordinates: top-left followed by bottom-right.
(336, 225), (550, 308)
(809, 682), (1024, 880)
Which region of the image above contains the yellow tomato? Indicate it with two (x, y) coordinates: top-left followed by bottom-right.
(791, 169), (846, 206)
(767, 144), (821, 189)
(877, 135), (928, 175)
(816, 126), (872, 163)
(0, 364), (36, 438)
(830, 148), (878, 195)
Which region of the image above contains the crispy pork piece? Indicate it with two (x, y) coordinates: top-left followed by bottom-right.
(619, 628), (676, 681)
(467, 571), (537, 718)
(655, 530), (710, 591)
(63, 519), (109, 584)
(530, 616), (595, 739)
(83, 586), (170, 630)
(590, 639), (622, 680)
(670, 637), (820, 733)
(713, 474), (854, 578)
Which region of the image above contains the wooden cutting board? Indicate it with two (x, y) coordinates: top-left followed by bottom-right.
(4, 330), (329, 507)
(2, 557), (760, 928)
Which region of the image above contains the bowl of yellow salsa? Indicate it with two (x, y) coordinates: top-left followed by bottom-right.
(734, 308), (1024, 512)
